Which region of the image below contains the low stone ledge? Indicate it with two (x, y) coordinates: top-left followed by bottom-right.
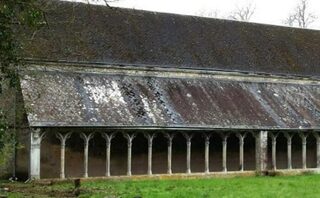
(33, 169), (320, 184)
(268, 168), (320, 176)
(35, 171), (256, 184)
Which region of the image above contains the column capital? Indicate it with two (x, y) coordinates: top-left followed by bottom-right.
(80, 133), (94, 146)
(31, 127), (41, 134)
(163, 133), (175, 145)
(205, 138), (210, 146)
(269, 132), (279, 140)
(220, 132), (230, 141)
(284, 132), (294, 140)
(163, 132), (175, 140)
(56, 132), (72, 146)
(123, 133), (136, 141)
(269, 132), (278, 146)
(123, 133), (136, 147)
(236, 132), (247, 140)
(313, 132), (320, 140)
(202, 133), (212, 140)
(299, 133), (308, 144)
(182, 132), (193, 141)
(144, 133), (157, 143)
(101, 132), (116, 143)
(31, 128), (46, 144)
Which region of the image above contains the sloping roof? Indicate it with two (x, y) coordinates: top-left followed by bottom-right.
(20, 65), (320, 129)
(20, 0), (320, 77)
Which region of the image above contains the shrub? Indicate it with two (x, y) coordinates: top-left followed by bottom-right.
(0, 109), (15, 176)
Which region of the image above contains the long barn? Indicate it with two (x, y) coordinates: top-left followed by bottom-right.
(11, 0), (320, 179)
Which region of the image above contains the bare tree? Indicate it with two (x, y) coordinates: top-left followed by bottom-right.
(85, 0), (120, 8)
(228, 3), (255, 22)
(101, 0), (119, 8)
(284, 0), (317, 28)
(195, 8), (220, 18)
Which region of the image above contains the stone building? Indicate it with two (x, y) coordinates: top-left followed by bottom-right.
(9, 0), (320, 179)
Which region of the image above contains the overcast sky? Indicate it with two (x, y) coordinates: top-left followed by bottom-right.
(71, 0), (320, 30)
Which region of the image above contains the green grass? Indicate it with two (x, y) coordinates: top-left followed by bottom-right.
(2, 174), (320, 197)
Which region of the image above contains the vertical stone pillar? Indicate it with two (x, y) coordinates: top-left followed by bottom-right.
(255, 131), (268, 174)
(164, 133), (175, 174)
(203, 133), (211, 174)
(284, 133), (293, 169)
(182, 133), (193, 174)
(236, 133), (246, 172)
(269, 133), (278, 170)
(102, 132), (116, 177)
(299, 133), (308, 169)
(123, 133), (136, 176)
(56, 132), (72, 179)
(144, 133), (156, 176)
(29, 128), (46, 180)
(221, 134), (229, 172)
(314, 132), (320, 169)
(80, 133), (94, 178)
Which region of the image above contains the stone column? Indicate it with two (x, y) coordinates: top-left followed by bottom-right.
(164, 133), (175, 174)
(29, 128), (46, 180)
(221, 134), (229, 172)
(123, 133), (136, 176)
(299, 133), (308, 169)
(56, 132), (72, 179)
(182, 133), (193, 174)
(255, 131), (268, 174)
(144, 133), (156, 175)
(102, 132), (116, 177)
(203, 133), (211, 174)
(236, 133), (246, 171)
(284, 133), (293, 169)
(269, 133), (278, 170)
(314, 132), (320, 169)
(80, 133), (94, 178)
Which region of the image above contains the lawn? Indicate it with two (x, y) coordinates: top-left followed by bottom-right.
(2, 174), (320, 198)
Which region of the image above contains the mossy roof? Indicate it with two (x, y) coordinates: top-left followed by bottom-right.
(20, 66), (320, 129)
(20, 0), (320, 77)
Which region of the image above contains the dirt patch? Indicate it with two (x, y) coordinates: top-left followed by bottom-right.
(0, 181), (88, 198)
